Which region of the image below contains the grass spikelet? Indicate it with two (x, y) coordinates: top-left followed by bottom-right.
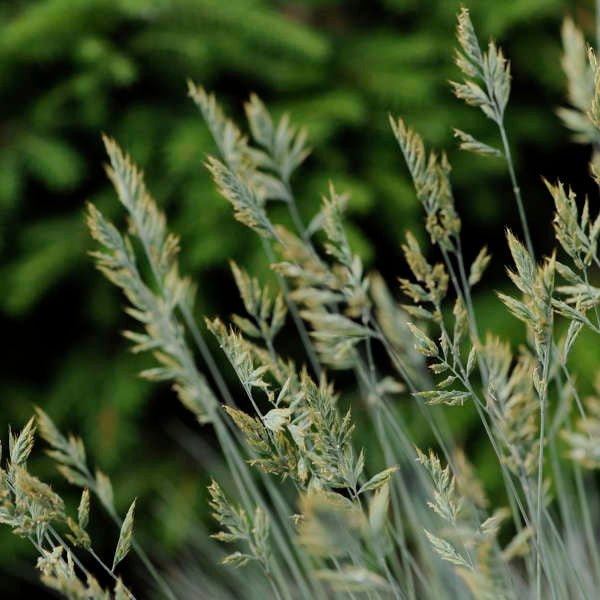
(112, 499), (136, 571)
(205, 155), (275, 239)
(9, 417), (36, 467)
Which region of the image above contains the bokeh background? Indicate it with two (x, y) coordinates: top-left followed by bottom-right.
(2, 0), (599, 596)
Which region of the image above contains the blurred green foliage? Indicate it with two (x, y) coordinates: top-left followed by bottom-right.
(2, 0), (599, 594)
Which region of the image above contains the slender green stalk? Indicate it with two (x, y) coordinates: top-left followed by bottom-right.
(597, 0), (600, 51)
(372, 410), (418, 600)
(574, 463), (600, 588)
(440, 243), (481, 345)
(376, 327), (455, 466)
(266, 575), (284, 600)
(89, 547), (133, 596)
(499, 124), (535, 260)
(453, 238), (479, 338)
(179, 302), (239, 408)
(555, 359), (600, 589)
(213, 420), (296, 600)
(554, 344), (590, 432)
(286, 196), (311, 245)
(46, 529), (92, 580)
(356, 359), (416, 600)
(582, 268), (600, 330)
(535, 346), (551, 600)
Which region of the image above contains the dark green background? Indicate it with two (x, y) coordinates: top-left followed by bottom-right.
(2, 0), (599, 596)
